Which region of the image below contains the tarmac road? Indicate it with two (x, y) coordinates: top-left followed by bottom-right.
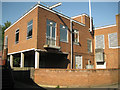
(13, 80), (120, 90)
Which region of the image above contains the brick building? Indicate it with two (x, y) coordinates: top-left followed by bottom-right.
(94, 14), (120, 69)
(4, 3), (119, 70)
(4, 3), (94, 69)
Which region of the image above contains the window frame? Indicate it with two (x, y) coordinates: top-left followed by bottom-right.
(46, 19), (57, 46)
(73, 29), (79, 45)
(60, 24), (68, 43)
(95, 35), (105, 49)
(15, 29), (19, 44)
(87, 39), (92, 53)
(27, 20), (33, 39)
(108, 32), (118, 48)
(4, 35), (8, 49)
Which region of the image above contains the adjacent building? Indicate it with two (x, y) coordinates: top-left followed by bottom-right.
(94, 14), (120, 69)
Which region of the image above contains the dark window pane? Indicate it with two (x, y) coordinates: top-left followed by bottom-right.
(47, 25), (50, 36)
(27, 20), (33, 39)
(52, 27), (55, 38)
(60, 24), (67, 42)
(15, 29), (19, 43)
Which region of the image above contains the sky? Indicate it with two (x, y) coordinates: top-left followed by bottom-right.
(2, 2), (119, 28)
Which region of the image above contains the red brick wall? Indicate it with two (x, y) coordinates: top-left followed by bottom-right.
(4, 7), (39, 54)
(4, 5), (94, 69)
(34, 69), (119, 87)
(94, 15), (120, 68)
(37, 7), (94, 69)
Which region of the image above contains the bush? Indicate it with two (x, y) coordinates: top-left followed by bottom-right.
(56, 85), (60, 88)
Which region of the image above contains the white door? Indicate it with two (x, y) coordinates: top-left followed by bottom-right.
(75, 56), (82, 69)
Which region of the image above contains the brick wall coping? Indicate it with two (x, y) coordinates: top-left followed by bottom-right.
(35, 68), (120, 72)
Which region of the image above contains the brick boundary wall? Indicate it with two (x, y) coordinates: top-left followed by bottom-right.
(34, 68), (120, 88)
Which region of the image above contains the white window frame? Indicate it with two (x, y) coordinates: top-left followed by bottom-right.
(108, 32), (118, 48)
(27, 20), (33, 39)
(60, 24), (68, 43)
(95, 35), (105, 49)
(15, 28), (19, 44)
(87, 39), (92, 53)
(4, 35), (8, 49)
(73, 29), (79, 45)
(46, 19), (56, 46)
(75, 55), (82, 69)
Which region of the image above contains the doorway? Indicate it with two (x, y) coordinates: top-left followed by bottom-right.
(75, 55), (82, 69)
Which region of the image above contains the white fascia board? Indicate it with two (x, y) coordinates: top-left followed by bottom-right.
(8, 48), (35, 55)
(72, 19), (85, 26)
(8, 48), (45, 55)
(71, 13), (89, 19)
(95, 24), (116, 30)
(38, 5), (85, 26)
(4, 4), (39, 33)
(38, 5), (70, 20)
(4, 4), (85, 33)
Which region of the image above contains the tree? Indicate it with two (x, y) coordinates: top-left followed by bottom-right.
(2, 21), (11, 50)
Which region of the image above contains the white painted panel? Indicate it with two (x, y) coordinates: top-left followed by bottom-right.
(96, 62), (106, 69)
(108, 32), (118, 48)
(75, 56), (82, 69)
(95, 35), (104, 49)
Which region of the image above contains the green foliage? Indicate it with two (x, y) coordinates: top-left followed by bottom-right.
(56, 85), (60, 88)
(13, 57), (20, 67)
(1, 21), (11, 49)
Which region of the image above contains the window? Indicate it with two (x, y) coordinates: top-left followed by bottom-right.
(108, 32), (118, 48)
(46, 19), (56, 46)
(27, 20), (33, 39)
(95, 35), (104, 49)
(95, 52), (104, 62)
(5, 36), (8, 49)
(15, 29), (19, 44)
(60, 24), (68, 42)
(73, 30), (79, 44)
(87, 39), (92, 52)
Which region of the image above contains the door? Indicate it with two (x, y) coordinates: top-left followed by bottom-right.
(75, 56), (82, 69)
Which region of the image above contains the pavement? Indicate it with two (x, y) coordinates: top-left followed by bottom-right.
(13, 80), (120, 90)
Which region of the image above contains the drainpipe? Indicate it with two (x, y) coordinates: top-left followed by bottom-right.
(89, 0), (92, 32)
(70, 19), (73, 69)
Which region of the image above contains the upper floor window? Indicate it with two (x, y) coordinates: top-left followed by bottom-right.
(46, 19), (56, 46)
(15, 29), (19, 44)
(87, 39), (92, 53)
(60, 24), (68, 42)
(27, 20), (33, 39)
(4, 36), (8, 49)
(95, 35), (105, 49)
(73, 29), (79, 44)
(108, 32), (118, 48)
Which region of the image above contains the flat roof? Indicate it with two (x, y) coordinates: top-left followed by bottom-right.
(95, 24), (116, 30)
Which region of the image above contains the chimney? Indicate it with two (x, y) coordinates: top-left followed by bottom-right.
(71, 14), (93, 30)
